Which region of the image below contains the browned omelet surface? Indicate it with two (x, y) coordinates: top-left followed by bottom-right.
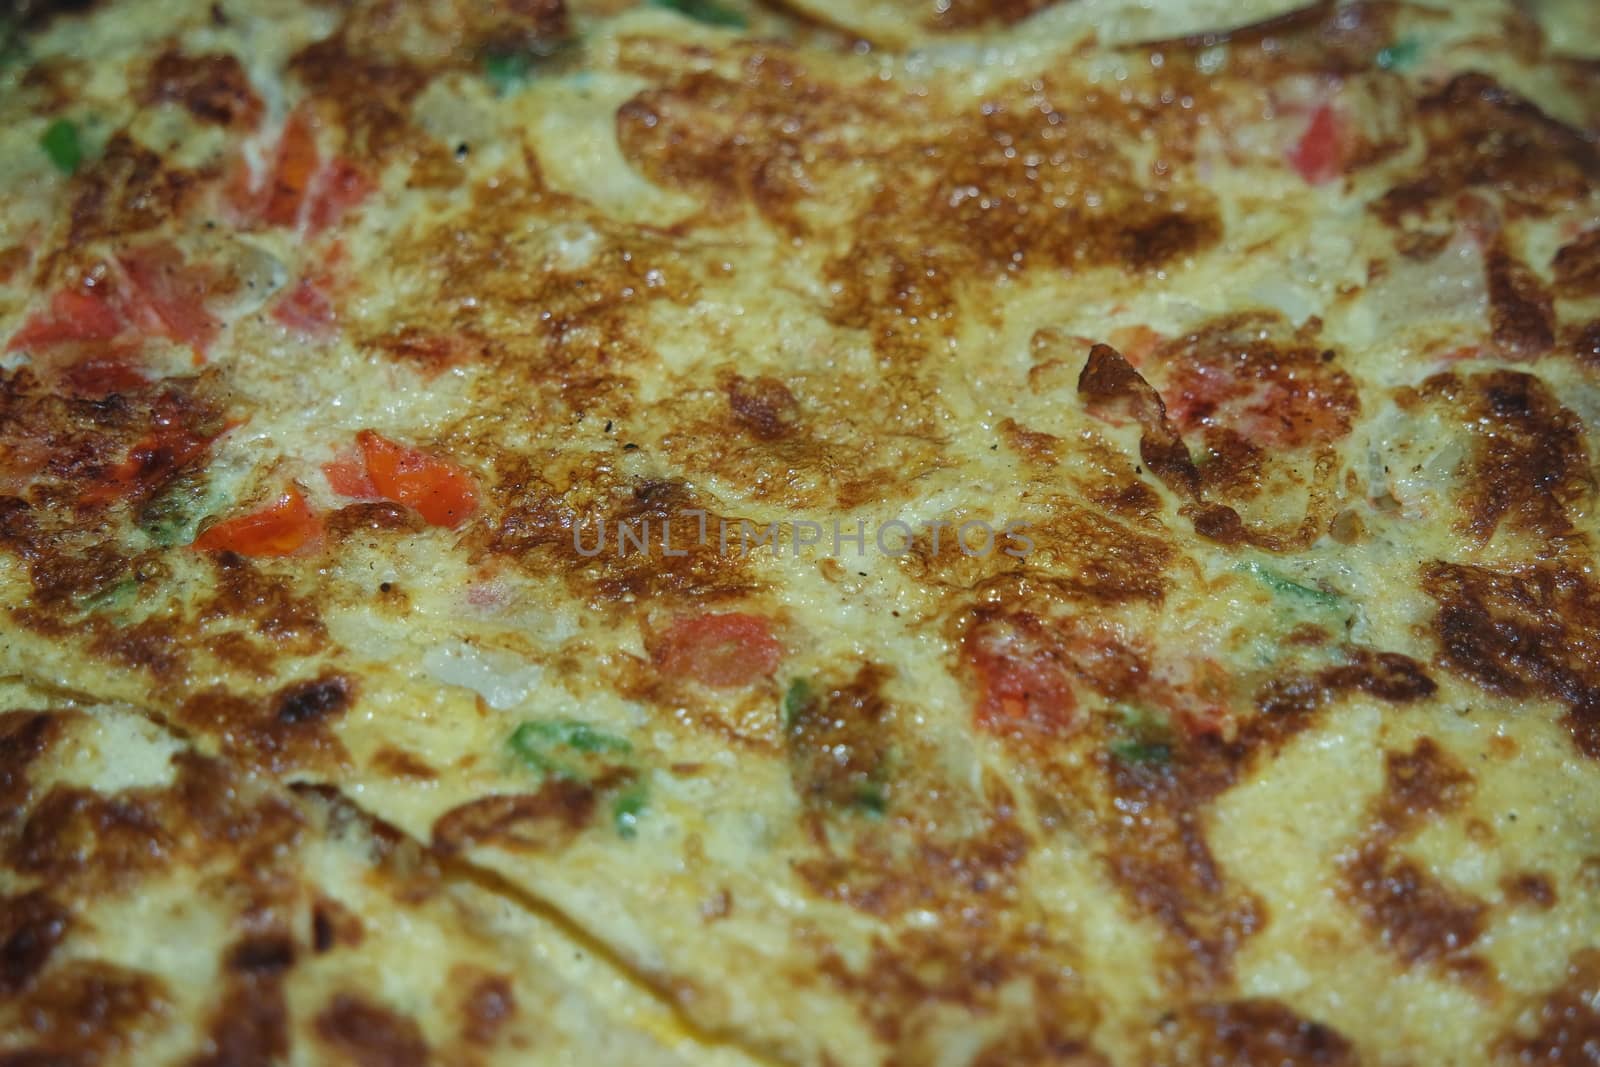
(1, 0), (1598, 1064)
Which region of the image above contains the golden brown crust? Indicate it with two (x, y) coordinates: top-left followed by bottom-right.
(3, 1), (1600, 1063)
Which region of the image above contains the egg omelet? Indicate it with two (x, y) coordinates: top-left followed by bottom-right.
(1, 0), (1598, 1063)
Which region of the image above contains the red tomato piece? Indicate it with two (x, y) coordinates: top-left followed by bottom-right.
(263, 108), (321, 228)
(1288, 105), (1343, 186)
(306, 158), (373, 235)
(7, 287), (126, 351)
(1147, 657), (1235, 741)
(84, 387), (231, 505)
(193, 486), (322, 557)
(272, 279), (336, 337)
(1107, 324), (1165, 367)
(968, 614), (1077, 733)
(119, 242), (222, 353)
(650, 613), (783, 688)
(356, 430), (478, 527)
(62, 353), (148, 397)
(321, 448), (379, 499)
(83, 426), (212, 506)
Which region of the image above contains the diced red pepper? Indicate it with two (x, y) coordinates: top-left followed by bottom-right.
(7, 287), (125, 351)
(649, 612), (782, 688)
(263, 108), (321, 228)
(272, 278), (336, 337)
(193, 485), (322, 557)
(1288, 104), (1344, 186)
(322, 448), (379, 499)
(62, 353), (148, 397)
(1107, 324), (1165, 367)
(355, 429), (478, 528)
(306, 158), (373, 235)
(967, 614), (1077, 733)
(82, 422), (215, 506)
(119, 242), (222, 353)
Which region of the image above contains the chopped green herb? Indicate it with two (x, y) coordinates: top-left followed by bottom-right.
(611, 781), (650, 839)
(782, 678), (813, 728)
(509, 725), (573, 778)
(78, 578), (137, 615)
(138, 472), (220, 547)
(515, 718), (631, 755)
(1376, 36), (1421, 71)
(481, 38), (577, 94)
(40, 118), (82, 175)
(1240, 561), (1343, 609)
(649, 0), (747, 29)
(1109, 738), (1172, 765)
(508, 718), (632, 783)
(850, 783), (888, 817)
(483, 50), (534, 94)
(1107, 704), (1176, 766)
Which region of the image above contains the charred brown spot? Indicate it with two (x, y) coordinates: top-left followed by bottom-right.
(1116, 211), (1222, 271)
(1377, 73), (1599, 222)
(288, 39), (428, 166)
(200, 552), (327, 654)
(0, 711), (61, 816)
(786, 664), (893, 815)
(89, 616), (185, 679)
(312, 897), (365, 954)
(367, 327), (485, 377)
(10, 787), (172, 887)
(1496, 949), (1600, 1064)
(1152, 313), (1358, 451)
(827, 102), (1218, 357)
(275, 674), (352, 726)
(1078, 342), (1200, 499)
(1262, 649), (1437, 712)
(616, 59), (867, 236)
(179, 683), (351, 775)
(142, 49), (262, 127)
(1421, 560), (1600, 760)
(489, 474), (756, 606)
(1080, 320), (1350, 552)
(1485, 240), (1555, 359)
(818, 918), (1096, 1057)
(1091, 664), (1406, 984)
(998, 418), (1061, 466)
(798, 798), (1028, 921)
(14, 961), (169, 1061)
(325, 501), (426, 538)
(190, 971), (288, 1067)
(371, 747), (438, 780)
(1150, 998), (1356, 1066)
(1420, 371), (1591, 542)
(0, 370), (223, 552)
(726, 374), (799, 441)
(1571, 320), (1600, 367)
(1340, 740), (1489, 974)
(62, 134), (197, 253)
(1553, 229), (1600, 299)
(1022, 501), (1175, 605)
(1, 891), (70, 998)
(431, 779), (600, 856)
(225, 935), (296, 976)
(315, 993), (429, 1067)
(1102, 755), (1264, 983)
(458, 971), (516, 1046)
(1501, 871), (1557, 910)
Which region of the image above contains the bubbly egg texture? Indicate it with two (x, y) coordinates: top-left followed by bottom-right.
(0, 0), (1598, 1064)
